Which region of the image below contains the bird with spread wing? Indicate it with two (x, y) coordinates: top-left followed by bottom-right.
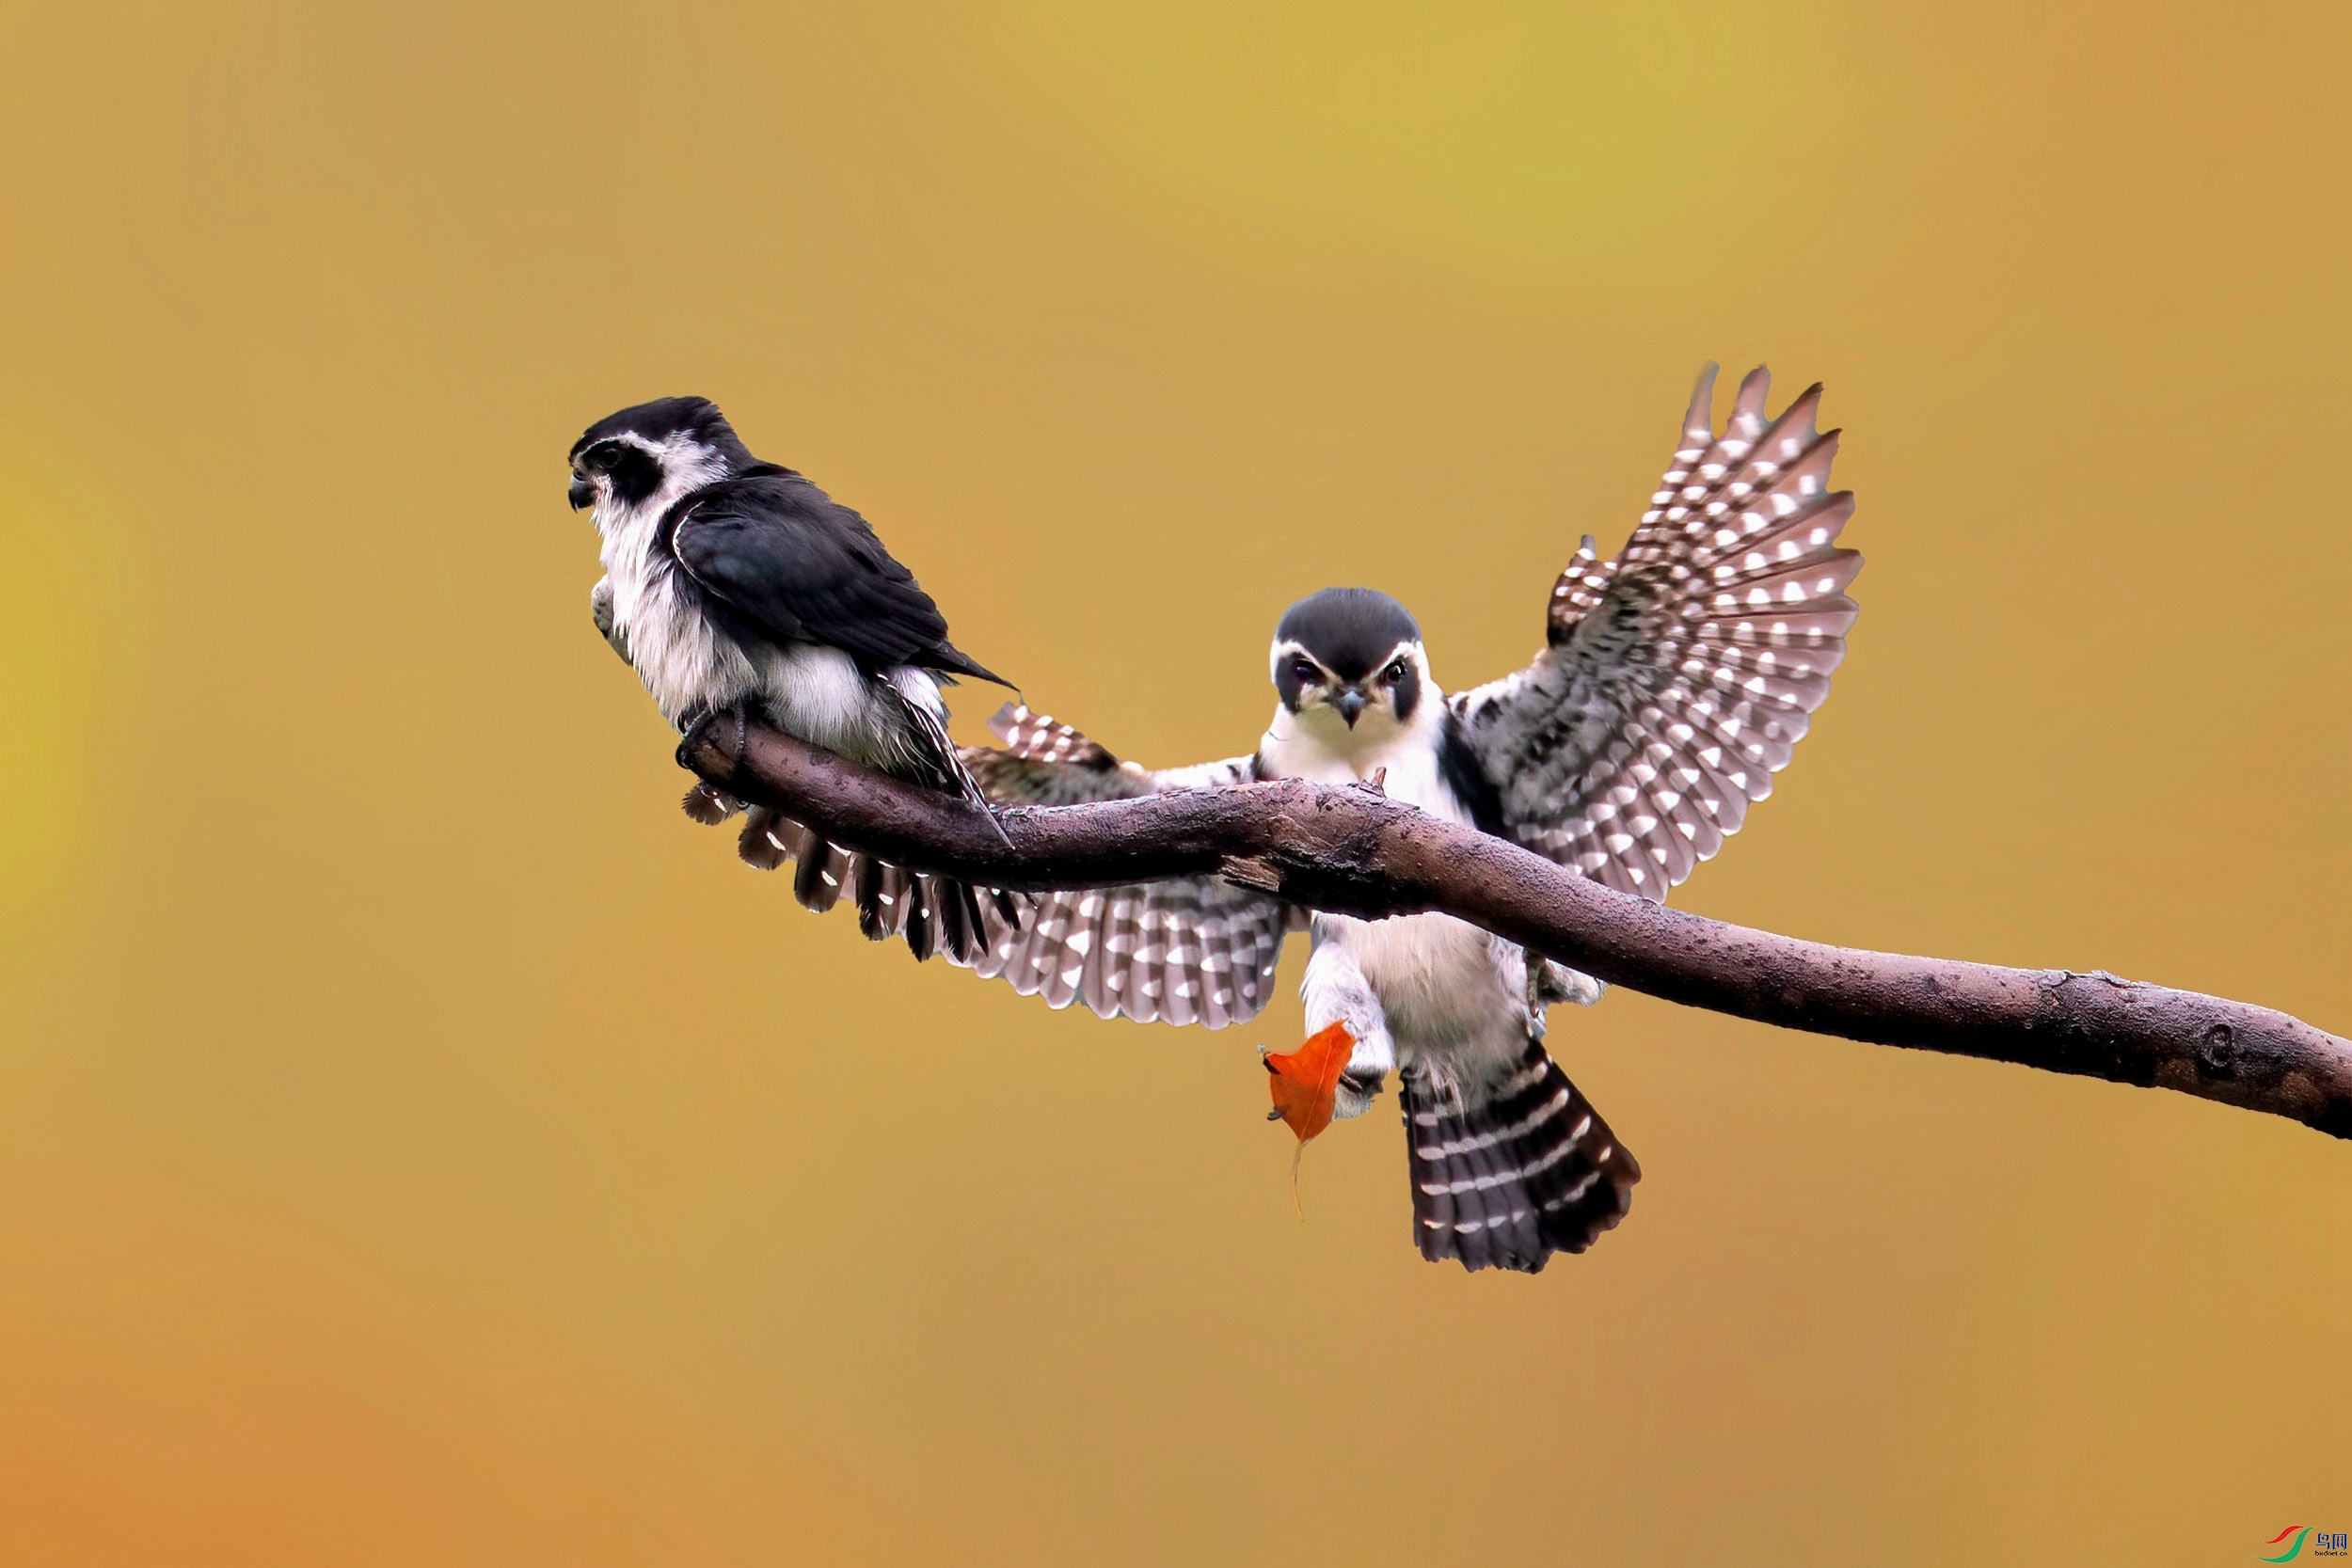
(675, 365), (1860, 1273)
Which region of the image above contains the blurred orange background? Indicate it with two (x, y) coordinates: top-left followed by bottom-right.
(3, 3), (2347, 1562)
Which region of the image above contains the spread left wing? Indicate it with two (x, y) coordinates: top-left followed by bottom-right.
(710, 705), (1295, 1026)
(1449, 365), (1861, 900)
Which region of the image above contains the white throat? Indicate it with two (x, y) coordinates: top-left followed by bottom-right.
(590, 440), (740, 725)
(592, 441), (732, 576)
(1258, 687), (1467, 824)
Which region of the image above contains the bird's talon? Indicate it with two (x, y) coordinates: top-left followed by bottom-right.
(1332, 1067), (1388, 1121)
(675, 708), (718, 770)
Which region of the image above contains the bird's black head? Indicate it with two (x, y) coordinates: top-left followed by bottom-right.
(567, 396), (755, 515)
(1270, 587), (1428, 732)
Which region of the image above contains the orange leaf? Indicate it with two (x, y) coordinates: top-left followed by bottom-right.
(1263, 1022), (1355, 1144)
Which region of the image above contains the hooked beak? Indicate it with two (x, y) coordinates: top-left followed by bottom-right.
(1333, 688), (1368, 728)
(567, 475), (595, 512)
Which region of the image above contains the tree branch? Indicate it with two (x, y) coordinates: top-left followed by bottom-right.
(682, 721), (2352, 1141)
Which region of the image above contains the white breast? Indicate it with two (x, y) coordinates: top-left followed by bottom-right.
(599, 502), (757, 725)
(1342, 911), (1527, 1057)
(1263, 694), (1527, 1067)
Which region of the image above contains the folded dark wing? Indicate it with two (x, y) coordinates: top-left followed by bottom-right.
(668, 471), (960, 672)
(1449, 365), (1861, 900)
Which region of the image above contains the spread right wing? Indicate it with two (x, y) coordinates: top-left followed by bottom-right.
(712, 705), (1295, 1028)
(1447, 365), (1860, 900)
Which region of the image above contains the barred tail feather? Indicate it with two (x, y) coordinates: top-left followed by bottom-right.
(683, 685), (1006, 966)
(684, 782), (743, 826)
(722, 804), (995, 967)
(1401, 1039), (1639, 1273)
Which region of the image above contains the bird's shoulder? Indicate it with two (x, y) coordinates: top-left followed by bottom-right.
(669, 466), (892, 553)
(1435, 705), (1506, 835)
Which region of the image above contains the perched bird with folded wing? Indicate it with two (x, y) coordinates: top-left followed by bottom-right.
(570, 395), (1013, 962)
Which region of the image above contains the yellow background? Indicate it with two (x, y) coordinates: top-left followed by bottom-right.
(3, 3), (2346, 1562)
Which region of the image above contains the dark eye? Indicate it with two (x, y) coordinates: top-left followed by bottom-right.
(1289, 659), (1318, 685)
(1383, 660), (1408, 685)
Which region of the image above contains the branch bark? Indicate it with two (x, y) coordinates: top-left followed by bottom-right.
(683, 721), (2352, 1141)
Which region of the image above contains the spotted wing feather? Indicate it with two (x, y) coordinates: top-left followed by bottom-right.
(714, 705), (1293, 1024)
(958, 707), (1289, 1028)
(1452, 364), (1860, 901)
(989, 704), (1119, 769)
